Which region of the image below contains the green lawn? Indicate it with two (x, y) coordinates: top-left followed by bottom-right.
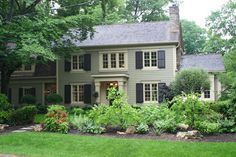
(0, 132), (236, 157)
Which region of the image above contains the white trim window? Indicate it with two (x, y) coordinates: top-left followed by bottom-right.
(72, 55), (84, 70)
(72, 84), (84, 103)
(23, 87), (33, 96)
(16, 64), (34, 72)
(144, 83), (158, 102)
(204, 90), (211, 99)
(144, 51), (157, 68)
(100, 52), (127, 70)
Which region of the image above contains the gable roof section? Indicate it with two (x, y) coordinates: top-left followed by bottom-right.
(180, 54), (225, 72)
(71, 21), (179, 47)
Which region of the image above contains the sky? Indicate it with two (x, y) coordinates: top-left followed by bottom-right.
(179, 0), (229, 27)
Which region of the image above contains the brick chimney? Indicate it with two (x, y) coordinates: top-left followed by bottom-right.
(169, 4), (180, 32)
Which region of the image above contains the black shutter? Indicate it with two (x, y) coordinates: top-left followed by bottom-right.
(64, 85), (71, 104)
(158, 51), (165, 69)
(19, 88), (23, 103)
(136, 51), (143, 69)
(64, 57), (71, 72)
(158, 83), (166, 103)
(136, 83), (143, 103)
(8, 88), (12, 103)
(84, 54), (91, 71)
(84, 84), (91, 104)
(31, 88), (36, 96)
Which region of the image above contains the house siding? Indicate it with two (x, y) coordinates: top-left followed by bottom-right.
(57, 45), (177, 105)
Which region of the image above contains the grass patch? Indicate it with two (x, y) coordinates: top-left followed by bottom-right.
(0, 132), (236, 157)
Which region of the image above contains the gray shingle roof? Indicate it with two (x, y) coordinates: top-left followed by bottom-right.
(180, 54), (225, 72)
(72, 21), (179, 47)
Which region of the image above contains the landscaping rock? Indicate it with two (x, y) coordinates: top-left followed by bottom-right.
(12, 130), (27, 133)
(117, 131), (126, 135)
(33, 124), (43, 132)
(125, 126), (136, 134)
(177, 124), (189, 131)
(0, 124), (9, 131)
(176, 130), (201, 139)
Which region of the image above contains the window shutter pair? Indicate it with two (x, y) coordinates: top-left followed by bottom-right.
(136, 83), (166, 103)
(135, 51), (166, 69)
(64, 84), (92, 104)
(64, 54), (91, 72)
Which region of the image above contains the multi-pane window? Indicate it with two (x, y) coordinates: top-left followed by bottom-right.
(111, 53), (116, 68)
(24, 88), (32, 96)
(204, 90), (211, 98)
(144, 51), (157, 68)
(101, 52), (126, 70)
(72, 85), (84, 103)
(72, 55), (84, 70)
(103, 54), (108, 68)
(119, 53), (125, 68)
(16, 65), (34, 72)
(144, 83), (158, 102)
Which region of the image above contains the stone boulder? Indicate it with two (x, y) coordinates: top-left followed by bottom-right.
(0, 124), (9, 131)
(176, 130), (201, 139)
(33, 124), (44, 132)
(177, 124), (189, 131)
(125, 126), (136, 134)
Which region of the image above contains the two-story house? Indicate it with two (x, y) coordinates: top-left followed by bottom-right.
(57, 5), (183, 105)
(3, 5), (224, 106)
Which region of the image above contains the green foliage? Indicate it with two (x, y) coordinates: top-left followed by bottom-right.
(44, 105), (69, 134)
(72, 108), (85, 116)
(71, 115), (104, 134)
(139, 104), (175, 126)
(21, 95), (36, 104)
(0, 93), (12, 124)
(10, 105), (37, 125)
(89, 88), (140, 129)
(46, 93), (63, 104)
(220, 118), (236, 133)
(153, 119), (177, 135)
(171, 93), (223, 134)
(205, 0), (236, 54)
(0, 93), (11, 111)
(195, 121), (221, 135)
(136, 123), (149, 134)
(171, 69), (210, 95)
(181, 19), (206, 54)
(35, 104), (48, 114)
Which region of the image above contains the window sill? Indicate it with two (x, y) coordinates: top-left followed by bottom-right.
(99, 68), (128, 72)
(141, 67), (160, 71)
(70, 70), (85, 73)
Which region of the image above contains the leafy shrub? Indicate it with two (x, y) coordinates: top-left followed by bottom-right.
(44, 105), (69, 134)
(136, 123), (149, 134)
(71, 115), (103, 134)
(36, 104), (48, 114)
(171, 69), (210, 95)
(72, 108), (85, 116)
(208, 100), (230, 116)
(139, 104), (176, 126)
(46, 93), (63, 104)
(10, 105), (37, 125)
(153, 118), (177, 135)
(195, 121), (221, 134)
(0, 93), (12, 124)
(220, 118), (236, 133)
(21, 95), (36, 104)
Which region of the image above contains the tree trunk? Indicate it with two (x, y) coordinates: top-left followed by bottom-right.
(0, 70), (10, 96)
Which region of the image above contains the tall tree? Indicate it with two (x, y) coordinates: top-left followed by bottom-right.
(124, 0), (172, 22)
(181, 20), (207, 54)
(0, 0), (95, 95)
(205, 0), (236, 54)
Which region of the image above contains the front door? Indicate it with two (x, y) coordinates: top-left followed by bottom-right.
(100, 81), (118, 104)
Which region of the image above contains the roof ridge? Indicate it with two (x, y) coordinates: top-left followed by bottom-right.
(94, 21), (170, 28)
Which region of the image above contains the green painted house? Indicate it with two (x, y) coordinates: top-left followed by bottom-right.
(4, 5), (224, 106)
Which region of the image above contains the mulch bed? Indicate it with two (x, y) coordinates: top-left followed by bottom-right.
(1, 126), (236, 142)
(69, 129), (236, 142)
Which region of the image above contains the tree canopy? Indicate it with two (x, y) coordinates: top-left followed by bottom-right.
(181, 19), (207, 54)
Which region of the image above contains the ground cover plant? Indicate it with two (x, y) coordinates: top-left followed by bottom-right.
(0, 132), (236, 157)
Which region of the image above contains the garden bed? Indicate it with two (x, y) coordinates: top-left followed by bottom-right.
(69, 129), (236, 142)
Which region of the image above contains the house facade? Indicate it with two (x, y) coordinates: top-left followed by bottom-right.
(1, 5), (224, 106)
